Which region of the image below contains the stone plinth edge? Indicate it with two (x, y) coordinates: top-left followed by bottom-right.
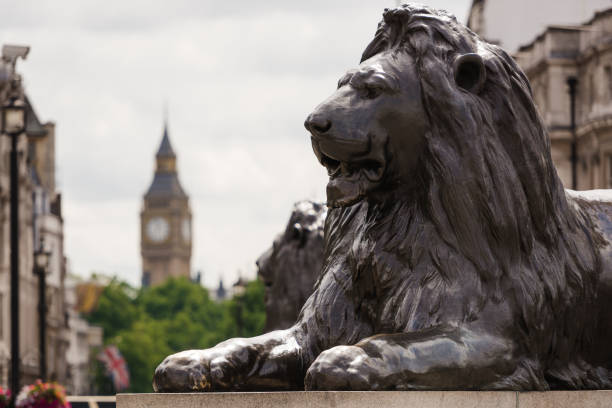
(117, 391), (612, 408)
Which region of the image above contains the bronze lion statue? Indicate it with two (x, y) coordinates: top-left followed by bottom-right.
(154, 4), (612, 391)
(257, 201), (326, 332)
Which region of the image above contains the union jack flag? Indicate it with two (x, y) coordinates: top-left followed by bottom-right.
(98, 345), (130, 391)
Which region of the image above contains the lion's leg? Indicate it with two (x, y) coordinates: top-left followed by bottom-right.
(304, 325), (518, 390)
(154, 267), (371, 392)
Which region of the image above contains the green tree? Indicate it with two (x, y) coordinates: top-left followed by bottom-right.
(85, 278), (140, 339)
(225, 279), (266, 338)
(139, 278), (228, 351)
(111, 318), (172, 392)
(84, 276), (266, 393)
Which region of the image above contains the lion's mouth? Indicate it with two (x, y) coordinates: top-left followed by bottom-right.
(312, 139), (386, 207)
(319, 153), (385, 183)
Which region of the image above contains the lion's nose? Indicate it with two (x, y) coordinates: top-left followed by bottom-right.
(304, 113), (332, 136)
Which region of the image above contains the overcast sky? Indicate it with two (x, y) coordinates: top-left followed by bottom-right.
(1, 0), (471, 289)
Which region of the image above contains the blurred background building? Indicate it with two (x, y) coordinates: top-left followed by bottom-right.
(467, 0), (611, 52)
(140, 125), (192, 287)
(65, 275), (103, 395)
(469, 0), (612, 189)
(0, 44), (101, 393)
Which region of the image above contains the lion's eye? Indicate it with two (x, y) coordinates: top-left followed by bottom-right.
(362, 84), (382, 99)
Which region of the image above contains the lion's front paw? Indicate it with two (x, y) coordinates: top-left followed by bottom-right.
(153, 344), (251, 392)
(153, 350), (212, 392)
(304, 345), (377, 391)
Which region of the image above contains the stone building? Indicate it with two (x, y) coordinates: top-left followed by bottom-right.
(25, 98), (69, 385)
(141, 124), (192, 287)
(0, 44), (69, 387)
(467, 0), (610, 53)
(64, 276), (103, 395)
(0, 44), (101, 393)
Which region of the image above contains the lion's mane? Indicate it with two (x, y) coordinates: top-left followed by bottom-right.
(318, 5), (605, 389)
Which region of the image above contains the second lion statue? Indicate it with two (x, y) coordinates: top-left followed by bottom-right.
(257, 200), (326, 331)
(154, 4), (612, 391)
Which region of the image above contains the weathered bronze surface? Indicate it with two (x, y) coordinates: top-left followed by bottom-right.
(153, 4), (612, 391)
(257, 201), (326, 332)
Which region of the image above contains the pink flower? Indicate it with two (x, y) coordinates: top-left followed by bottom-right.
(15, 382), (70, 408)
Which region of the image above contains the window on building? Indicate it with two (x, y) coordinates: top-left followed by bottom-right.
(606, 66), (612, 101)
(142, 271), (151, 287)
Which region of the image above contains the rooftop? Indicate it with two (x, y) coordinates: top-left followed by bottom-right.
(156, 123), (175, 158)
(144, 172), (187, 199)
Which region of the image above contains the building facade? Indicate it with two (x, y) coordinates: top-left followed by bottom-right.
(514, 9), (612, 190)
(141, 124), (192, 287)
(64, 275), (103, 395)
(0, 45), (68, 388)
(0, 44), (102, 394)
(467, 0), (611, 53)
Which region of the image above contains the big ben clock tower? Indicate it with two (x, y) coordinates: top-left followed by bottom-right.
(141, 122), (192, 286)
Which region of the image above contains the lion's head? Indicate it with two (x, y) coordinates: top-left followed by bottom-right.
(304, 3), (597, 284)
(304, 5), (558, 215)
(305, 46), (427, 208)
(305, 4), (601, 379)
(257, 201), (326, 331)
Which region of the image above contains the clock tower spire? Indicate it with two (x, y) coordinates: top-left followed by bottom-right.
(140, 120), (192, 287)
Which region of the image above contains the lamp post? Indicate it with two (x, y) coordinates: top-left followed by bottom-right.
(2, 96), (26, 404)
(232, 278), (247, 337)
(567, 77), (578, 190)
(34, 240), (50, 381)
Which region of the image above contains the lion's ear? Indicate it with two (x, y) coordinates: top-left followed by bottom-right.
(453, 53), (486, 94)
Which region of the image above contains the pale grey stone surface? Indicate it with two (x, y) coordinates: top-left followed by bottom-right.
(519, 391), (612, 408)
(118, 391), (612, 408)
(118, 391), (517, 408)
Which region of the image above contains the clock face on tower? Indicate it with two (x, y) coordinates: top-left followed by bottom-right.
(182, 218), (191, 243)
(147, 216), (169, 243)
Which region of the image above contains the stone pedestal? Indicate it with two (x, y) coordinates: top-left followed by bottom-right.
(117, 391), (612, 408)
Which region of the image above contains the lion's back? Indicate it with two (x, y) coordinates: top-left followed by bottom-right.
(566, 189), (612, 276)
(567, 189), (612, 243)
(567, 189), (612, 368)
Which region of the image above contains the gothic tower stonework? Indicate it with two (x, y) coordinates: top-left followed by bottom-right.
(141, 123), (192, 286)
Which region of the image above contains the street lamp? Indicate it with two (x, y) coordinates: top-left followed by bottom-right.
(34, 240), (51, 381)
(232, 277), (247, 297)
(567, 77), (578, 190)
(2, 96), (26, 403)
(232, 277), (247, 337)
(1, 100), (25, 135)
